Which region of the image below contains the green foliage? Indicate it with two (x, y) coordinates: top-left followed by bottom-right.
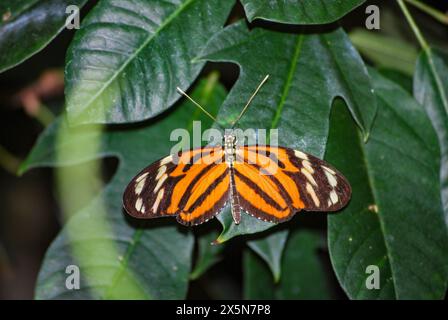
(203, 21), (377, 243)
(327, 70), (448, 299)
(64, 0), (234, 124)
(244, 230), (331, 299)
(190, 231), (223, 280)
(0, 0), (87, 73)
(240, 0), (366, 24)
(2, 0), (447, 300)
(22, 77), (226, 299)
(349, 29), (418, 76)
(414, 49), (448, 227)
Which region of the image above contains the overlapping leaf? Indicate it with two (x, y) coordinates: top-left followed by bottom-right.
(240, 0), (365, 25)
(244, 230), (331, 299)
(350, 29), (418, 76)
(64, 0), (234, 124)
(327, 70), (448, 299)
(414, 48), (448, 228)
(246, 231), (288, 282)
(0, 0), (87, 73)
(199, 21), (377, 243)
(190, 231), (223, 280)
(21, 77), (226, 299)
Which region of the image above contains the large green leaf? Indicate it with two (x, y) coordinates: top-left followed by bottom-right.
(414, 49), (448, 228)
(240, 0), (365, 25)
(21, 76), (226, 299)
(0, 0), (87, 73)
(244, 230), (331, 299)
(65, 0), (234, 124)
(327, 70), (448, 299)
(200, 21), (377, 242)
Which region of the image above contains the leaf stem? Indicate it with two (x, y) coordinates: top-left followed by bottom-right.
(397, 0), (430, 51)
(0, 144), (21, 175)
(403, 0), (448, 25)
(34, 103), (55, 127)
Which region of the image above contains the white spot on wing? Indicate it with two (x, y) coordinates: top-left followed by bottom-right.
(154, 173), (167, 193)
(152, 188), (164, 213)
(156, 165), (166, 180)
(322, 165), (336, 175)
(160, 155), (172, 166)
(136, 172), (149, 183)
(302, 160), (314, 173)
(330, 190), (339, 205)
(306, 182), (320, 207)
(302, 168), (317, 186)
(294, 150), (308, 160)
(324, 170), (338, 187)
(135, 177), (146, 195)
(135, 197), (143, 212)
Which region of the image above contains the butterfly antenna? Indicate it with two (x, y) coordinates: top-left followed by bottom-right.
(176, 87), (218, 123)
(231, 74), (270, 128)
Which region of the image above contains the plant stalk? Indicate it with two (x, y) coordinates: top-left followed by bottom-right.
(403, 0), (448, 25)
(397, 0), (430, 51)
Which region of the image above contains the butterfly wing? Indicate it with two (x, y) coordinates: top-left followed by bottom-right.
(123, 146), (229, 226)
(233, 145), (351, 223)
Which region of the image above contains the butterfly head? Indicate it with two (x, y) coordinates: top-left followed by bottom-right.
(224, 131), (237, 147)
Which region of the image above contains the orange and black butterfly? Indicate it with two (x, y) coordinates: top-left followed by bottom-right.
(123, 76), (351, 226)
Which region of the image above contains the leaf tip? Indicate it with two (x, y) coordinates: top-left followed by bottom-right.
(273, 270), (281, 284)
(16, 161), (29, 177)
(362, 131), (370, 143)
(211, 237), (224, 245)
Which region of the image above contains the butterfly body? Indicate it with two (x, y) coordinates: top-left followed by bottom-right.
(123, 132), (351, 226)
(224, 132), (242, 224)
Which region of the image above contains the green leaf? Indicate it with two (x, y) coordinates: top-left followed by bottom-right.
(414, 49), (448, 228)
(247, 230), (289, 282)
(244, 230), (332, 299)
(377, 68), (412, 94)
(214, 208), (274, 244)
(349, 28), (418, 76)
(201, 21), (377, 241)
(240, 0), (365, 25)
(327, 70), (448, 299)
(189, 230), (223, 280)
(22, 76), (227, 299)
(65, 0), (234, 124)
(0, 0), (87, 73)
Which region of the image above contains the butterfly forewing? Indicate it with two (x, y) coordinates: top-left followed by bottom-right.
(123, 146), (229, 226)
(233, 146), (351, 223)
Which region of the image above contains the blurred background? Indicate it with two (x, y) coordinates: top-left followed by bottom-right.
(0, 0), (447, 299)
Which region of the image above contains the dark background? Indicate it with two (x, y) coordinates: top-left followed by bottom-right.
(0, 0), (447, 299)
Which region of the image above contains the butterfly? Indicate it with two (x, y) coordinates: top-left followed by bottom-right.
(123, 75), (351, 226)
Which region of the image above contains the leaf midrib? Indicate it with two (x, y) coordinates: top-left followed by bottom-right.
(356, 128), (398, 299)
(74, 0), (196, 116)
(103, 229), (148, 299)
(425, 49), (448, 120)
(270, 35), (304, 130)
